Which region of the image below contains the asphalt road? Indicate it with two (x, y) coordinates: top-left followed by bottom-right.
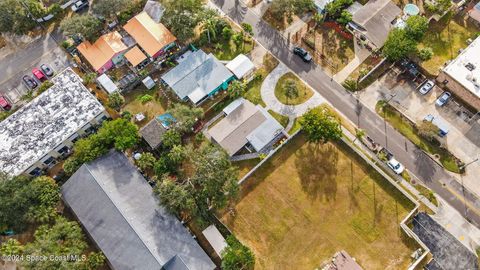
(0, 30), (69, 103)
(212, 0), (480, 227)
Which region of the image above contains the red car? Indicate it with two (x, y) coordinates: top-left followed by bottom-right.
(0, 96), (12, 111)
(32, 68), (46, 82)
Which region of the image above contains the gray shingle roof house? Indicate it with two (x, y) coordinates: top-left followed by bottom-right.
(348, 0), (401, 48)
(208, 98), (284, 156)
(140, 118), (168, 149)
(161, 50), (234, 104)
(61, 151), (215, 270)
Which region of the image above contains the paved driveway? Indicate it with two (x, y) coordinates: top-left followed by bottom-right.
(0, 31), (69, 103)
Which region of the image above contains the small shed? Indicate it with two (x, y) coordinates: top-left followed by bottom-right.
(142, 76), (156, 89)
(226, 54), (255, 80)
(202, 225), (228, 258)
(96, 74), (118, 94)
(140, 118), (167, 149)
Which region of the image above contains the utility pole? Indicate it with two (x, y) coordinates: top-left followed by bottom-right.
(382, 93), (396, 149)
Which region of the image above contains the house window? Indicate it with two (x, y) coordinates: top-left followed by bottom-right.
(29, 167), (42, 176)
(70, 134), (80, 143)
(57, 146), (70, 155)
(43, 156), (55, 165)
(84, 126), (95, 134)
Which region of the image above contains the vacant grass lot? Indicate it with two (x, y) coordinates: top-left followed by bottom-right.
(376, 101), (461, 173)
(274, 72), (313, 105)
(418, 12), (479, 75)
(222, 134), (416, 269)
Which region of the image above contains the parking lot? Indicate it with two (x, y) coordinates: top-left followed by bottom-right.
(359, 67), (480, 196)
(0, 32), (70, 104)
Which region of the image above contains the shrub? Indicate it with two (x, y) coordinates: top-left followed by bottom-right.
(138, 94), (153, 104)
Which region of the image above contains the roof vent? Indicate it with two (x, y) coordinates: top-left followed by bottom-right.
(465, 62), (476, 71)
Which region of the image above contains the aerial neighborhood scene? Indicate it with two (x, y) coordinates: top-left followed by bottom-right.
(2, 0), (480, 269)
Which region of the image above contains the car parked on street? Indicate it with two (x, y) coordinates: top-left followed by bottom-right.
(0, 96), (12, 111)
(293, 47), (312, 62)
(419, 80), (434, 95)
(435, 92), (452, 107)
(32, 68), (46, 82)
(40, 64), (54, 77)
(387, 158), (405, 174)
(71, 0), (89, 12)
(22, 75), (38, 89)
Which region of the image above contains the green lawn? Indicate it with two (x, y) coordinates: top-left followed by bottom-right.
(203, 38), (254, 61)
(274, 72), (313, 105)
(243, 53), (279, 107)
(268, 110), (289, 128)
(376, 101), (461, 173)
(222, 134), (416, 270)
(122, 85), (169, 127)
(418, 12), (479, 75)
(233, 158), (261, 179)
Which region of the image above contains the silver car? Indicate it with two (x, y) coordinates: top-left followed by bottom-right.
(419, 80), (434, 95)
(435, 92), (451, 107)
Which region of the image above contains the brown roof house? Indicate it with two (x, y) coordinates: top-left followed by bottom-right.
(123, 11), (177, 58)
(207, 98), (285, 156)
(347, 0), (401, 49)
(124, 45), (148, 69)
(77, 31), (128, 74)
(437, 36), (480, 111)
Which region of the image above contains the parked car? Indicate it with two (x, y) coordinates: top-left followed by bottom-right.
(71, 0), (89, 12)
(40, 64), (54, 77)
(293, 47), (312, 62)
(419, 80), (434, 95)
(32, 68), (47, 82)
(0, 96), (12, 111)
(435, 91), (452, 107)
(387, 158), (405, 175)
(22, 75), (38, 89)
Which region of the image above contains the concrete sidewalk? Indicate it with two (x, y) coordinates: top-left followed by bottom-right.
(333, 40), (371, 83)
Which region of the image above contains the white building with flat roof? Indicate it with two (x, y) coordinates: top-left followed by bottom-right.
(443, 37), (480, 98)
(0, 68), (108, 176)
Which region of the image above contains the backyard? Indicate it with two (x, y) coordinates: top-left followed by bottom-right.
(122, 85), (169, 127)
(418, 12), (479, 75)
(222, 134), (416, 269)
(274, 72), (313, 105)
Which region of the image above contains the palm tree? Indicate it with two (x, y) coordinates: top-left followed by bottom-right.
(200, 9), (219, 44)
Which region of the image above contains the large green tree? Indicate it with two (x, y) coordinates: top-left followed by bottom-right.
(382, 29), (417, 62)
(167, 104), (204, 133)
(190, 145), (239, 213)
(92, 0), (128, 19)
(0, 0), (36, 35)
(221, 236), (255, 270)
(0, 175), (59, 232)
(405, 15), (429, 41)
(97, 118), (139, 151)
(161, 0), (204, 41)
(21, 217), (105, 270)
(154, 176), (197, 218)
(60, 14), (103, 42)
(300, 105), (343, 144)
(270, 0), (314, 21)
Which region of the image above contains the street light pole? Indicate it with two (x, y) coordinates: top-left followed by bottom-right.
(382, 93), (396, 149)
(459, 157), (479, 172)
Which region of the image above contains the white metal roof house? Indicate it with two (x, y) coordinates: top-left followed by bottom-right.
(161, 50), (235, 105)
(0, 68), (107, 176)
(226, 54), (255, 80)
(207, 98), (284, 156)
(61, 151), (215, 270)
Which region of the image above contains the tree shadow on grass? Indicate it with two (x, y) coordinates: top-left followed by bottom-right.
(294, 142), (339, 201)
